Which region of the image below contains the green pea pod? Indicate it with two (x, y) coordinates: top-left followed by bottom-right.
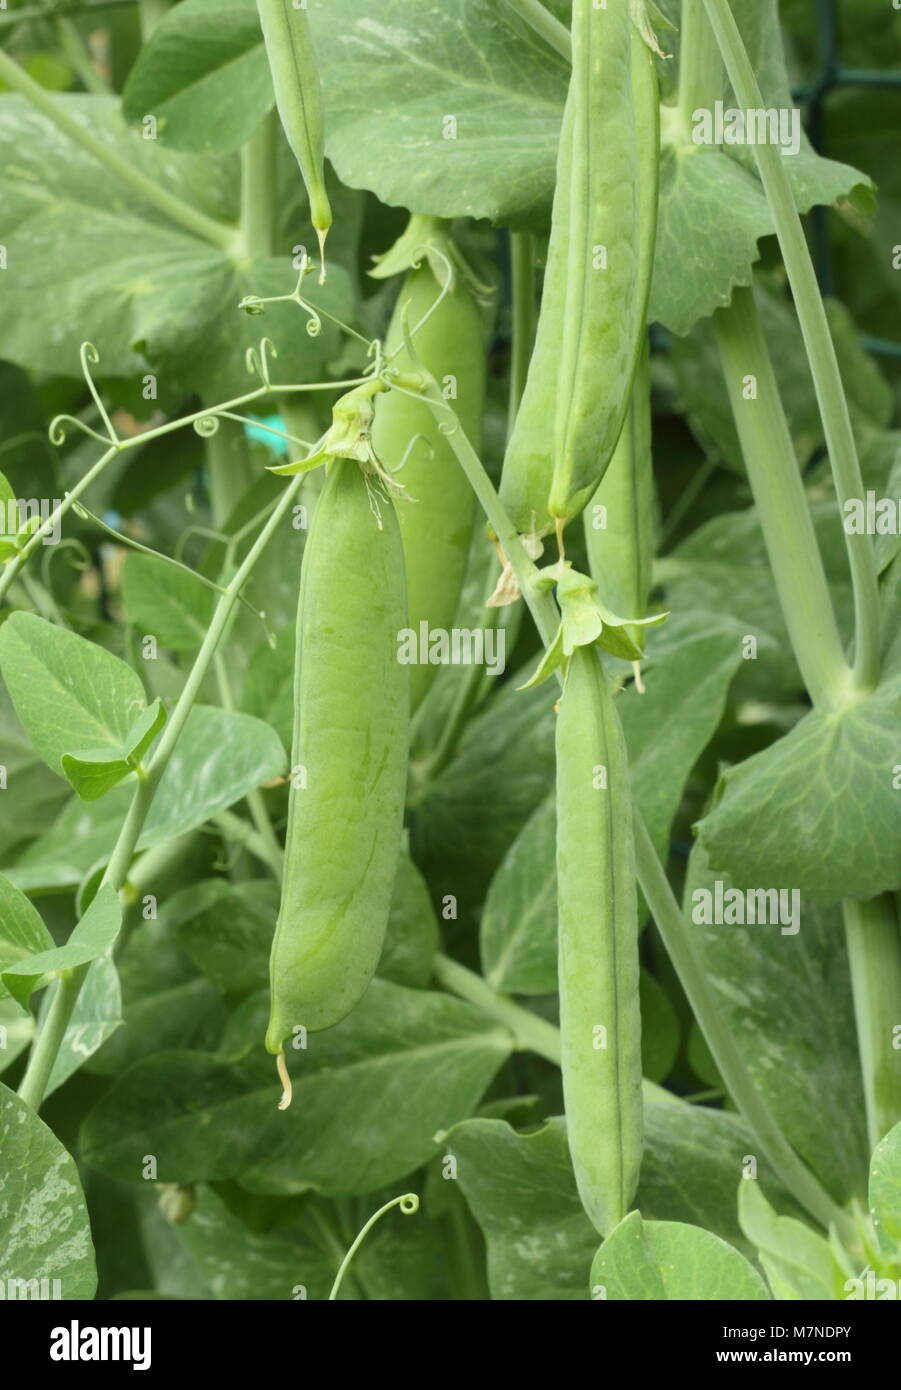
(500, 0), (660, 536)
(266, 459), (409, 1057)
(556, 645), (643, 1236)
(583, 339), (654, 656)
(256, 0), (332, 269)
(370, 217), (487, 712)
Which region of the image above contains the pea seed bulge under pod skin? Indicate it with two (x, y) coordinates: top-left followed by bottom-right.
(556, 646), (643, 1237)
(265, 459), (409, 1052)
(500, 0), (658, 536)
(372, 259), (485, 712)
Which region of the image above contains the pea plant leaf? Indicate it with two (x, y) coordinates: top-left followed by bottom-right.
(683, 843), (869, 1200)
(481, 613), (744, 993)
(80, 980), (512, 1195)
(121, 552), (216, 652)
(0, 612), (165, 801)
(590, 1211), (770, 1301)
(870, 1120), (901, 1258)
(0, 1082), (97, 1299)
(44, 954), (123, 1097)
(0, 94), (353, 399)
(5, 704), (287, 894)
(737, 1178), (838, 1300)
(0, 996), (34, 1075)
(0, 871), (55, 995)
(696, 655), (901, 902)
(121, 0), (273, 155)
(1, 883), (121, 1007)
(445, 1104), (797, 1300)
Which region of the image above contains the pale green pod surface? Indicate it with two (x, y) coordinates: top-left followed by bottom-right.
(372, 261), (485, 712)
(556, 646), (643, 1236)
(583, 340), (654, 649)
(266, 460), (409, 1050)
(499, 96), (574, 539)
(256, 0), (332, 242)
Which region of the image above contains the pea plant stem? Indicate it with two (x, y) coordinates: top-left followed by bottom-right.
(0, 48), (237, 254)
(17, 476), (303, 1113)
(501, 0), (571, 61)
(214, 655), (285, 879)
(432, 954), (676, 1108)
(414, 377), (855, 1241)
(55, 17), (109, 94)
(240, 109), (279, 261)
(702, 0), (881, 694)
(713, 287), (851, 711)
(677, 0), (722, 134)
(842, 895), (901, 1151)
(507, 230), (536, 437)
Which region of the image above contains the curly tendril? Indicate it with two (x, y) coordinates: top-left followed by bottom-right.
(48, 415), (118, 448)
(327, 1193), (420, 1300)
(78, 342), (119, 446)
(192, 416), (221, 439)
(245, 337), (278, 389)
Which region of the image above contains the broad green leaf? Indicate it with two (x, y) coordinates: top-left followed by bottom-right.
(1, 882), (121, 1006)
(172, 877), (277, 998)
(480, 613), (744, 992)
(61, 698), (167, 802)
(0, 683), (71, 849)
(173, 1183), (439, 1300)
(0, 872), (54, 995)
(44, 954), (123, 1096)
(696, 661), (901, 901)
(737, 1179), (837, 1299)
(0, 470), (20, 561)
(0, 95), (352, 399)
(0, 1081), (97, 1299)
(410, 668), (557, 923)
(379, 845), (441, 989)
(445, 1104), (797, 1299)
(80, 981), (512, 1195)
(241, 625), (295, 751)
(121, 0), (273, 155)
(870, 1119), (901, 1256)
(639, 971), (680, 1085)
(683, 844), (869, 1201)
(8, 704), (287, 892)
(0, 611), (152, 790)
(659, 502), (854, 697)
(87, 910), (225, 1078)
(121, 553), (216, 652)
(590, 1211), (769, 1301)
(0, 995), (34, 1074)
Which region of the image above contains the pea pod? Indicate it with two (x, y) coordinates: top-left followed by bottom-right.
(556, 645), (643, 1236)
(256, 0), (332, 268)
(371, 217), (487, 712)
(500, 0), (660, 536)
(583, 339), (654, 656)
(266, 458), (409, 1057)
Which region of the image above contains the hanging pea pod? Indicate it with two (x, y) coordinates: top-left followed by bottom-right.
(370, 215), (489, 712)
(556, 644), (643, 1237)
(256, 0), (332, 276)
(266, 445), (409, 1074)
(583, 340), (655, 662)
(500, 0), (661, 538)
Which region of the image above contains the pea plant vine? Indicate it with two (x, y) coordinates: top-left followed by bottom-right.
(0, 0), (900, 1311)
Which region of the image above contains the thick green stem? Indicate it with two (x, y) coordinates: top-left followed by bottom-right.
(843, 895), (901, 1151)
(239, 110), (279, 261)
(17, 477), (303, 1111)
(713, 288), (850, 711)
(703, 0), (880, 693)
(677, 0), (722, 132)
(215, 654), (284, 879)
(0, 48), (236, 253)
(415, 378), (855, 1239)
(507, 230), (535, 437)
(502, 0), (571, 61)
(16, 971), (82, 1111)
(205, 421), (258, 528)
(55, 17), (109, 94)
